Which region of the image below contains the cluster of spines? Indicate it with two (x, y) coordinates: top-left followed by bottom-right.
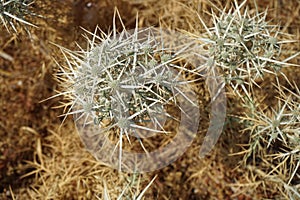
(0, 0), (36, 33)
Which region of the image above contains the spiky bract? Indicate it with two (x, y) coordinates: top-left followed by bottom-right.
(0, 0), (36, 33)
(200, 0), (297, 100)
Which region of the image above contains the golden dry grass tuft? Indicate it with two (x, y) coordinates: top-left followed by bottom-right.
(19, 122), (153, 199)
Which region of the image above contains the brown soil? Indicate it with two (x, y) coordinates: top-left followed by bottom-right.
(0, 0), (299, 199)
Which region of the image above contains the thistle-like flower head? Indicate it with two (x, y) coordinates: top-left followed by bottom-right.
(55, 11), (203, 171)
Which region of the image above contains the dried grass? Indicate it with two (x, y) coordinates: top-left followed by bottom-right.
(0, 0), (299, 199)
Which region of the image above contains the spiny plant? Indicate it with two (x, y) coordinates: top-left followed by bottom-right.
(0, 0), (37, 33)
(239, 78), (300, 199)
(245, 82), (299, 145)
(241, 80), (299, 154)
(55, 10), (199, 171)
(101, 175), (156, 200)
(198, 0), (298, 103)
(195, 0), (299, 198)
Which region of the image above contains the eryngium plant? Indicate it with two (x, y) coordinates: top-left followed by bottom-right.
(56, 12), (200, 171)
(102, 175), (156, 200)
(241, 79), (300, 199)
(199, 0), (297, 101)
(0, 0), (36, 33)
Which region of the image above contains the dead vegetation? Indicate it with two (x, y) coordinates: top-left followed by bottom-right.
(0, 0), (299, 199)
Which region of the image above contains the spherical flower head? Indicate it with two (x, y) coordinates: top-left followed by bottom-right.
(71, 28), (181, 133)
(200, 0), (297, 100)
